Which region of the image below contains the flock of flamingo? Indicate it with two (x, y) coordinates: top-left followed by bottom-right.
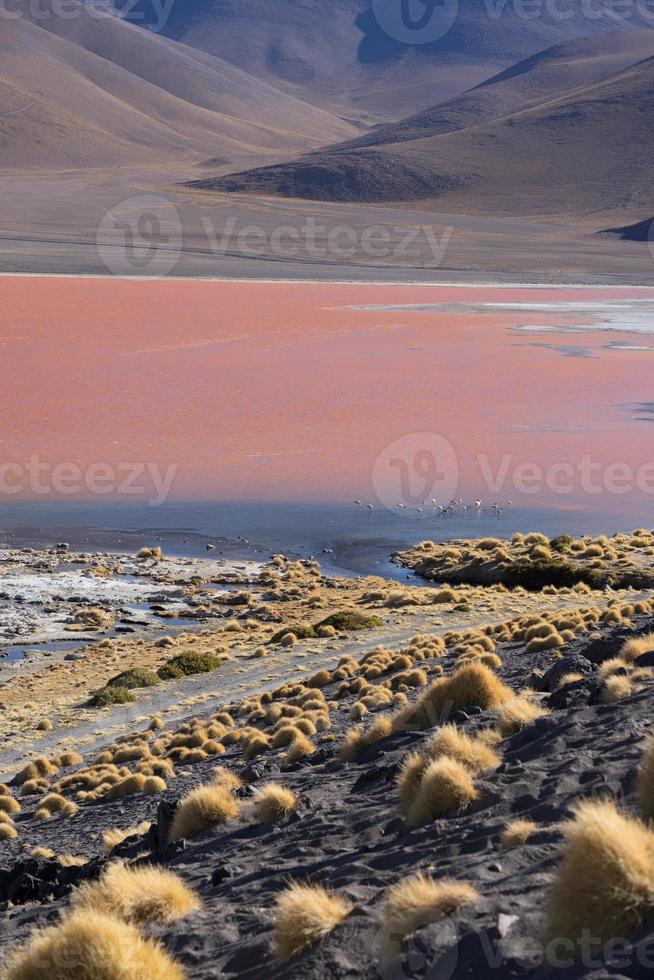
(353, 499), (511, 517)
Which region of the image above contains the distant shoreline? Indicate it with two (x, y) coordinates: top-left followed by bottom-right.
(0, 271), (652, 288)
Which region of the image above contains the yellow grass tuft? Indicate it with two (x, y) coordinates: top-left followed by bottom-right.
(546, 799), (654, 947)
(2, 910), (185, 980)
(13, 757), (57, 786)
(285, 733), (316, 763)
(501, 818), (538, 848)
(55, 752), (83, 768)
(338, 716), (393, 762)
(393, 663), (513, 732)
(72, 861), (200, 924)
(621, 632), (654, 663)
(407, 757), (478, 825)
(0, 823), (18, 841)
(212, 766), (243, 791)
(396, 751), (427, 813)
(142, 776), (167, 795)
(423, 724), (500, 774)
(382, 873), (478, 942)
(102, 820), (152, 854)
(601, 674), (632, 703)
(273, 883), (352, 961)
(496, 697), (549, 737)
(525, 633), (563, 654)
(253, 783), (298, 823)
(0, 795), (20, 816)
(169, 783), (239, 842)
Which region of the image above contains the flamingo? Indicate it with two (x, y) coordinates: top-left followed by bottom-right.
(475, 499), (482, 510)
(354, 500), (362, 508)
(416, 507), (424, 517)
(366, 503), (374, 514)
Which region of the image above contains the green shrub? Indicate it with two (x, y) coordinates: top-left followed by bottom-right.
(269, 624), (317, 644)
(504, 559), (607, 591)
(316, 610), (383, 632)
(106, 669), (160, 690)
(550, 535), (574, 554)
(158, 652), (221, 680)
(87, 686), (135, 708)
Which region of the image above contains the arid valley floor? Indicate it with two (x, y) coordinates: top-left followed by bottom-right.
(3, 531), (654, 976)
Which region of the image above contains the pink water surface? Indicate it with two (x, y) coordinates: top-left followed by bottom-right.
(2, 277), (653, 511)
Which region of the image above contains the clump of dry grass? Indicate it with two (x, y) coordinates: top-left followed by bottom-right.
(72, 861), (200, 924)
(102, 820), (152, 854)
(546, 799), (654, 946)
(601, 674), (632, 703)
(285, 733), (316, 763)
(142, 776), (167, 795)
(2, 910), (184, 980)
(55, 752), (83, 768)
(525, 633), (564, 654)
(396, 751), (427, 813)
(13, 757), (58, 786)
(0, 795), (20, 817)
(381, 873), (478, 942)
(212, 766), (243, 791)
(30, 847), (85, 866)
(407, 757), (478, 825)
(253, 783), (298, 823)
(0, 823), (18, 841)
(393, 663), (513, 732)
(338, 716), (393, 762)
(273, 883), (352, 961)
(496, 697), (549, 737)
(621, 632), (654, 663)
(106, 773), (147, 800)
(169, 783), (239, 842)
(423, 724), (500, 774)
(501, 818), (538, 848)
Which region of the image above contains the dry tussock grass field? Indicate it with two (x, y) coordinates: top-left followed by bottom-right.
(2, 532), (654, 977)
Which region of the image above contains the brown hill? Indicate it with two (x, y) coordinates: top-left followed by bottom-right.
(113, 0), (654, 119)
(0, 1), (356, 170)
(190, 36), (654, 217)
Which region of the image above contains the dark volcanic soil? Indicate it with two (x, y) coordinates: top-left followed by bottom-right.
(2, 609), (654, 978)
